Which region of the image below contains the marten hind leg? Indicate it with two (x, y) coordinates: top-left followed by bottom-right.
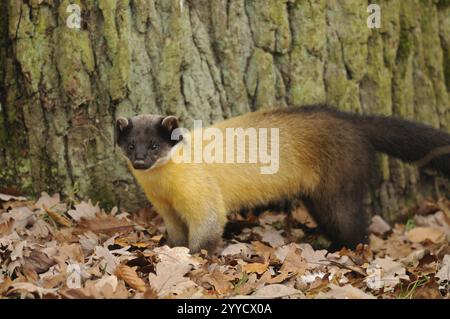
(304, 187), (369, 250)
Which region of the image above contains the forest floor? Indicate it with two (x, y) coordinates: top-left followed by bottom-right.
(0, 191), (449, 299)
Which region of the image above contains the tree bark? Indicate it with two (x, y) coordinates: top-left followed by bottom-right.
(0, 0), (449, 221)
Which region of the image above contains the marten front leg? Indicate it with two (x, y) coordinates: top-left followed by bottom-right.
(174, 200), (227, 253)
(153, 202), (188, 247)
(187, 212), (226, 253)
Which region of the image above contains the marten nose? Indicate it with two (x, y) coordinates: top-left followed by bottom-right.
(133, 160), (146, 169)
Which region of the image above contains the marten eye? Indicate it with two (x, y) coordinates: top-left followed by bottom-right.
(150, 143), (159, 150)
(128, 143), (135, 151)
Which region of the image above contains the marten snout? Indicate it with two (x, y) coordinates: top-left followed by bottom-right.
(133, 160), (147, 170)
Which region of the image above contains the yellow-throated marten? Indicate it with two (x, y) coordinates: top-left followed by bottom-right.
(115, 105), (450, 253)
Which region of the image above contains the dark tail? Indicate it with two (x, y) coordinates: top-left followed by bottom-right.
(356, 115), (450, 179)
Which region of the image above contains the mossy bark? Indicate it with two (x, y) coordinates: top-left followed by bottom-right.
(0, 0), (449, 221)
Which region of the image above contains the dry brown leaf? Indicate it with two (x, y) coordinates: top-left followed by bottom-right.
(8, 282), (58, 298)
(35, 192), (66, 212)
(369, 215), (391, 235)
(43, 205), (72, 228)
(406, 227), (445, 244)
(23, 250), (56, 274)
(116, 264), (146, 292)
(115, 236), (151, 249)
(0, 193), (27, 202)
(265, 270), (293, 284)
(242, 262), (269, 275)
(252, 241), (274, 262)
(67, 200), (100, 222)
(0, 219), (14, 236)
(369, 234), (385, 252)
(365, 257), (409, 292)
(148, 261), (196, 297)
(280, 247), (307, 276)
(318, 284), (376, 299)
(292, 205), (317, 228)
(199, 268), (235, 294)
(436, 255), (450, 284)
(385, 239), (413, 259)
(78, 214), (134, 235)
(300, 244), (329, 269)
(255, 227), (285, 247)
(251, 284), (303, 299)
(220, 243), (253, 258)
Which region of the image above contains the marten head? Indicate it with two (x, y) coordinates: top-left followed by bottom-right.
(115, 115), (182, 170)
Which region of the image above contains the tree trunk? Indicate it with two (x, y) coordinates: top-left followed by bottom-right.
(1, 0), (449, 222)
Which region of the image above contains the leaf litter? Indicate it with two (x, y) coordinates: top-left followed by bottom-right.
(0, 192), (449, 299)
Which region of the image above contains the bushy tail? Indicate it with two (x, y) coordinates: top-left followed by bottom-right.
(357, 115), (450, 179)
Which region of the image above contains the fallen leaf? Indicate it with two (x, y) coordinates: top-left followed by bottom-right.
(251, 284), (303, 299)
(242, 262), (269, 275)
(93, 246), (118, 274)
(43, 205), (72, 228)
(148, 261), (196, 297)
(255, 227), (285, 247)
(365, 257), (409, 292)
(400, 249), (426, 268)
(23, 250), (56, 274)
(197, 267), (235, 294)
(8, 282), (58, 298)
(153, 246), (202, 268)
(435, 255), (450, 284)
(252, 241), (274, 262)
(0, 193), (27, 201)
(406, 227), (445, 244)
(292, 205), (317, 228)
(78, 214), (134, 235)
(67, 200), (100, 222)
(0, 220), (14, 236)
(35, 192), (66, 212)
(300, 244), (329, 269)
(221, 243), (253, 258)
(317, 284), (376, 299)
(116, 264), (146, 292)
(369, 215), (391, 235)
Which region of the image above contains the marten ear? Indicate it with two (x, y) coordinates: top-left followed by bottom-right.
(114, 117), (132, 147)
(116, 117), (130, 132)
(161, 116), (179, 133)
